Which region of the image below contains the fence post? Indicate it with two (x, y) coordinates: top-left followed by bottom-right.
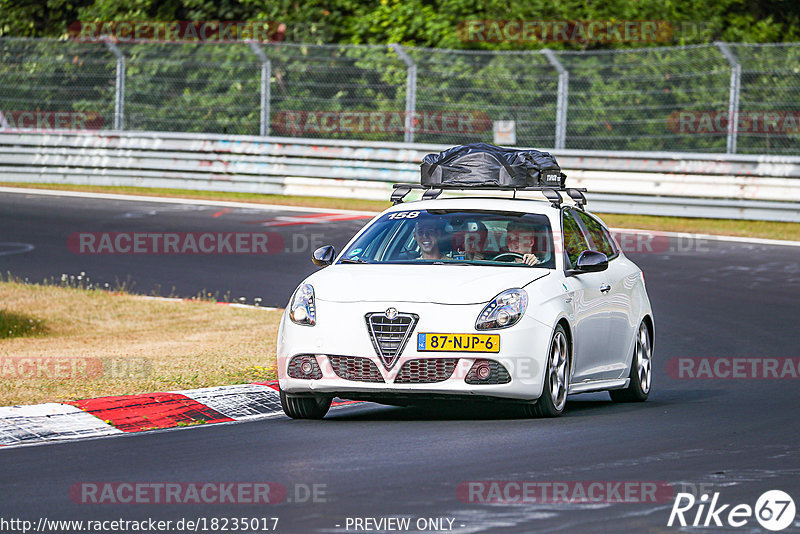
(249, 42), (271, 137)
(715, 41), (741, 154)
(104, 40), (126, 130)
(390, 44), (417, 143)
(542, 49), (569, 150)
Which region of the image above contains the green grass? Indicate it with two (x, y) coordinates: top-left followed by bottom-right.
(175, 420), (207, 427)
(0, 309), (47, 339)
(2, 182), (799, 241)
(595, 213), (800, 242)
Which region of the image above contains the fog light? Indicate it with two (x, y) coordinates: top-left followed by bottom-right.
(288, 355), (322, 380)
(476, 362), (491, 379)
(465, 359), (511, 385)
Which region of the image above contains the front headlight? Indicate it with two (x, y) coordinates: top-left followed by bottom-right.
(475, 288), (528, 330)
(289, 284), (316, 326)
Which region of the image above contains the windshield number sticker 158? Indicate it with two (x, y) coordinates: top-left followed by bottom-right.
(388, 211), (420, 220)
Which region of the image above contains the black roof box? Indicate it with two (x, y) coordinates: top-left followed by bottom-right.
(420, 143), (564, 189)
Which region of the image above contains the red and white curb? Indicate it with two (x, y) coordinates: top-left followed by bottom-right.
(0, 382), (357, 449)
(0, 403), (124, 446)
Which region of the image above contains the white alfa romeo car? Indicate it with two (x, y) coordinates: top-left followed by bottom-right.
(277, 183), (654, 419)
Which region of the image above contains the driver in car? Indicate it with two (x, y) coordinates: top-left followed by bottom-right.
(505, 220), (543, 266)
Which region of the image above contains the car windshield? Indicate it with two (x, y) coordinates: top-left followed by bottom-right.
(339, 209), (555, 268)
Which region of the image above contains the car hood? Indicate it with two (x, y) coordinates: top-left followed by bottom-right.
(307, 264), (549, 304)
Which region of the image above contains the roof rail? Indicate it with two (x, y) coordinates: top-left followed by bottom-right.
(391, 184), (588, 207)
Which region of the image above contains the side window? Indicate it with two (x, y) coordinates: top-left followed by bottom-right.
(562, 210), (590, 268)
(576, 211), (617, 258)
(600, 226), (618, 256)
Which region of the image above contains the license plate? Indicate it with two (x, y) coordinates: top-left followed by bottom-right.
(417, 333), (500, 353)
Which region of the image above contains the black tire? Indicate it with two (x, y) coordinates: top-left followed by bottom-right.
(609, 321), (652, 402)
(522, 324), (570, 418)
(280, 390), (332, 419)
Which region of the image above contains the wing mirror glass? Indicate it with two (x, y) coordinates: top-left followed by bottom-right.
(312, 245), (336, 267)
(571, 250), (608, 274)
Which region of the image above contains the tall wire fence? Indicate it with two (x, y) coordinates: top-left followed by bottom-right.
(1, 38), (798, 154)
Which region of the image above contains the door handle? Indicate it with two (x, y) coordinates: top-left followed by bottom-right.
(600, 284), (611, 293)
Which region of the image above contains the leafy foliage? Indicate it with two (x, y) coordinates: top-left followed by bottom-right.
(0, 1), (797, 153)
(1, 0), (798, 47)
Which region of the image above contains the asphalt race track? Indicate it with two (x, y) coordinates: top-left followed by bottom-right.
(0, 190), (373, 307)
(2, 190), (800, 533)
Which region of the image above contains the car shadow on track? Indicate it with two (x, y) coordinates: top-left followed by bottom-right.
(324, 388), (724, 421)
(325, 399), (626, 421)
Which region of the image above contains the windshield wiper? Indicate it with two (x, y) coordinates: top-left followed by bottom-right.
(339, 258), (371, 264)
(433, 260), (481, 265)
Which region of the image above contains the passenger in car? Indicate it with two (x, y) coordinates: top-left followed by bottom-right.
(413, 218), (446, 260)
(455, 221), (489, 261)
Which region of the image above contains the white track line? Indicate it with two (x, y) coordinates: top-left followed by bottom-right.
(0, 186), (376, 216)
(1, 186), (798, 247)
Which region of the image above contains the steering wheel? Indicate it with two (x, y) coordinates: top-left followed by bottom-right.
(491, 252), (524, 262)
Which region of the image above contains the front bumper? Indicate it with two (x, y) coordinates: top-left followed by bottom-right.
(277, 300), (553, 402)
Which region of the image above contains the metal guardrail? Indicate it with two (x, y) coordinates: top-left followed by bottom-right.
(1, 131), (799, 222)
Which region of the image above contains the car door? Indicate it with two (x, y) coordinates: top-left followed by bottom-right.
(575, 210), (630, 379)
(561, 208), (611, 383)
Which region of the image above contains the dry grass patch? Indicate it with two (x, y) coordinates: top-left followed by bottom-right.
(0, 281), (281, 406)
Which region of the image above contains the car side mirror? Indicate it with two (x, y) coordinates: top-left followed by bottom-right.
(312, 245), (336, 267)
(570, 250), (608, 274)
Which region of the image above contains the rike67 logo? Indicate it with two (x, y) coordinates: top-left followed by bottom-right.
(668, 490), (796, 531)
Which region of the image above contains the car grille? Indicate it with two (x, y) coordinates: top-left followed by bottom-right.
(328, 356), (385, 383)
(465, 359), (512, 385)
(394, 358), (459, 383)
(365, 312), (419, 370)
